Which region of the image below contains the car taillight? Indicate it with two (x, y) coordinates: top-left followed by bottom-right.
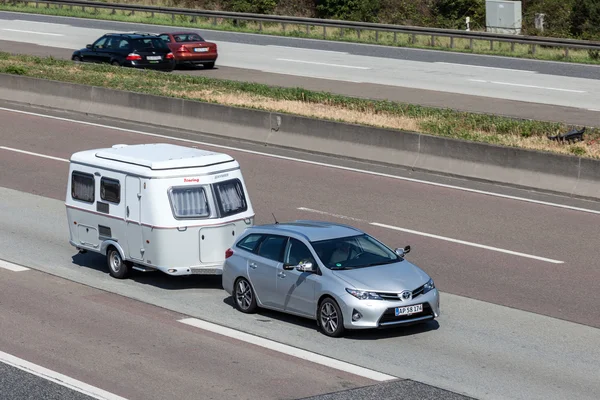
(225, 248), (233, 259)
(166, 52), (174, 59)
(176, 46), (189, 52)
(126, 53), (141, 61)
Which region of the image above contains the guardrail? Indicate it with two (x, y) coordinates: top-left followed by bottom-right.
(7, 0), (600, 55)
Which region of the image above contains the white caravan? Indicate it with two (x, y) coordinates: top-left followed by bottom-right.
(65, 143), (255, 279)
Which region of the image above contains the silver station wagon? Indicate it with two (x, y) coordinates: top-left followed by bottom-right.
(222, 220), (440, 337)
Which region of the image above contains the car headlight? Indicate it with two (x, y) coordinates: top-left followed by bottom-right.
(346, 288), (383, 300)
(423, 278), (435, 294)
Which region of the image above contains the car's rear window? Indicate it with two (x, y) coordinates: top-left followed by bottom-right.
(173, 34), (204, 42)
(132, 38), (168, 51)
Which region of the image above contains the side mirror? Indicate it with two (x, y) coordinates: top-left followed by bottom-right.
(395, 245), (411, 257)
(86, 44), (93, 49)
(296, 261), (316, 273)
(282, 263), (295, 271)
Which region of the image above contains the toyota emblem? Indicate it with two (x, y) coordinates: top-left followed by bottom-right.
(399, 290), (412, 301)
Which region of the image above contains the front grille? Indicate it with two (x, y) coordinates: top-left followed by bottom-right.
(376, 283), (426, 301)
(378, 303), (433, 325)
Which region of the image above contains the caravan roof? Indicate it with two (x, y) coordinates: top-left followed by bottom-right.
(93, 143), (234, 170)
(70, 143), (236, 172)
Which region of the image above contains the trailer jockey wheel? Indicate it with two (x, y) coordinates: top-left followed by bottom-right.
(106, 246), (132, 279)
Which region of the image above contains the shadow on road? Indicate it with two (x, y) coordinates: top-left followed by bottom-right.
(221, 296), (440, 340)
(70, 251), (223, 290)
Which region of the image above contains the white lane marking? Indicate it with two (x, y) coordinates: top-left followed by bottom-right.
(0, 106), (599, 216)
(0, 259), (30, 272)
(469, 79), (586, 93)
(267, 45), (348, 55)
(276, 58), (370, 70)
(0, 350), (128, 400)
(298, 207), (564, 264)
(2, 28), (64, 36)
(0, 146), (69, 162)
(436, 62), (537, 73)
(177, 317), (396, 382)
(12, 20), (68, 26)
(586, 108), (600, 112)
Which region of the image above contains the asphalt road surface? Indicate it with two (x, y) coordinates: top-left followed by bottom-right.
(0, 104), (599, 400)
(0, 11), (599, 127)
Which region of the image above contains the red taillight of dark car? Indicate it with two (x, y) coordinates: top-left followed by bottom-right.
(166, 52), (175, 59)
(126, 53), (142, 61)
(225, 248), (233, 259)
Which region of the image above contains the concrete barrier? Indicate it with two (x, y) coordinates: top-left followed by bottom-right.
(0, 73), (598, 200)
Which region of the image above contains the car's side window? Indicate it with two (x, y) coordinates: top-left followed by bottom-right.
(93, 37), (108, 49)
(236, 233), (263, 253)
(158, 34), (170, 42)
(256, 235), (287, 263)
(284, 238), (316, 266)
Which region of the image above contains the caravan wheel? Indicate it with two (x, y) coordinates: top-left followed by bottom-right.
(106, 247), (131, 279)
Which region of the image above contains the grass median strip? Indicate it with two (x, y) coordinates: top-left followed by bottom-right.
(1, 1), (599, 65)
(1, 52), (598, 158)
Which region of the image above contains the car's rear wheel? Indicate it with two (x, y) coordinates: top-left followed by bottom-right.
(72, 55), (81, 62)
(111, 60), (120, 66)
(203, 62), (215, 69)
(233, 277), (257, 313)
(318, 298), (345, 337)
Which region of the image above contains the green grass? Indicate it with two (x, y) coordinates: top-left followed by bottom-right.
(1, 1), (600, 65)
(0, 52), (597, 158)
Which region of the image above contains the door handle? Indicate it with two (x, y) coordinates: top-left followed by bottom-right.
(126, 206), (130, 217)
(249, 263), (257, 269)
(278, 271), (286, 278)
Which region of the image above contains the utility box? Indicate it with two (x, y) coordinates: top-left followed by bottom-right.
(485, 0), (522, 35)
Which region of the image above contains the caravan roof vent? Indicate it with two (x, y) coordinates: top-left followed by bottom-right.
(112, 144), (129, 149)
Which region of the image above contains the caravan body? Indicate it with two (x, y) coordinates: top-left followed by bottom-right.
(65, 143), (255, 279)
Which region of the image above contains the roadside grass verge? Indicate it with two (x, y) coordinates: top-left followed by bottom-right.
(0, 53), (597, 158)
(0, 1), (599, 65)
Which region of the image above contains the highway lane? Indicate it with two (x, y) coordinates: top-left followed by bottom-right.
(4, 40), (598, 128)
(1, 105), (600, 399)
(1, 11), (600, 123)
(0, 106), (599, 327)
(0, 265), (382, 400)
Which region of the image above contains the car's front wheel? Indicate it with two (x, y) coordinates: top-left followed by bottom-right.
(317, 297), (345, 337)
(233, 277), (257, 313)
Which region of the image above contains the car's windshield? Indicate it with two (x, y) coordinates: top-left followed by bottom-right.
(310, 234), (399, 270)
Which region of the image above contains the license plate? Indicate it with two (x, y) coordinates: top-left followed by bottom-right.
(146, 56), (162, 60)
(395, 304), (423, 316)
(194, 47), (209, 52)
(149, 61), (158, 63)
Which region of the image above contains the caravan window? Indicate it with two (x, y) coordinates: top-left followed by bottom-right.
(169, 186), (210, 218)
(71, 171), (95, 203)
(213, 179), (248, 217)
(101, 177), (120, 204)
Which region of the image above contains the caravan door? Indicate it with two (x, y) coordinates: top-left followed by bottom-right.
(125, 176), (144, 261)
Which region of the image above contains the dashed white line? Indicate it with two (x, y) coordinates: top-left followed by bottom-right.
(0, 350), (128, 400)
(298, 207), (564, 264)
(0, 259), (30, 272)
(0, 106), (599, 216)
(276, 58), (370, 69)
(0, 146), (69, 162)
(2, 28), (64, 36)
(436, 62), (537, 73)
(267, 45), (348, 55)
(469, 79), (586, 93)
(177, 317), (396, 382)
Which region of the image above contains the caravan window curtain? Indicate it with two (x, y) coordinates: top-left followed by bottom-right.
(213, 179), (248, 217)
(71, 171), (95, 203)
(170, 186), (210, 218)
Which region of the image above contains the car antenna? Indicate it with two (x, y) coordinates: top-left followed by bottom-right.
(272, 213), (279, 224)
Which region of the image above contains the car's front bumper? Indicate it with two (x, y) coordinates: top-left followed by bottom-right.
(338, 288), (440, 330)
